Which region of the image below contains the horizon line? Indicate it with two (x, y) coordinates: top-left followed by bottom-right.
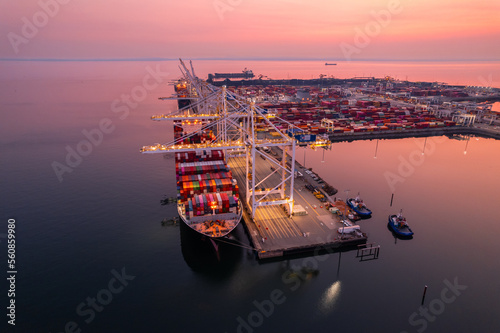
(1, 57), (499, 62)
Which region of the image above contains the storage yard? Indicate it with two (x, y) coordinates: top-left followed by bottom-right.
(222, 80), (499, 258)
(226, 83), (500, 141)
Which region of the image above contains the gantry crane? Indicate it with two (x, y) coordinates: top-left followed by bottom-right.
(141, 59), (331, 219)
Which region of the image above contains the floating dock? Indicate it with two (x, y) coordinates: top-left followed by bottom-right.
(228, 148), (367, 260)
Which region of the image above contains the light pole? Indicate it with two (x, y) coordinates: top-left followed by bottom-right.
(464, 135), (470, 155)
(343, 189), (350, 218)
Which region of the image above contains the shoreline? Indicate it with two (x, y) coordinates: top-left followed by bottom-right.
(326, 126), (500, 143)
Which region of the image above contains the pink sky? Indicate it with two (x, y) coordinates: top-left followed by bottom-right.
(1, 0), (499, 60)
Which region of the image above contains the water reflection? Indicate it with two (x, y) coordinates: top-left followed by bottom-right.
(280, 259), (320, 281)
(319, 281), (342, 313)
(464, 136), (470, 155)
(179, 222), (243, 281)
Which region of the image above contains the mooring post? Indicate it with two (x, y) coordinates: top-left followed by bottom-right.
(421, 285), (428, 305)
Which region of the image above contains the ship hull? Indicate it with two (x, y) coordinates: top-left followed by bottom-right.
(177, 202), (242, 238)
(347, 198), (372, 217)
(388, 214), (414, 238)
(175, 149), (242, 239)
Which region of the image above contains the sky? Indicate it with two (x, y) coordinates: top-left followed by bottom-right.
(1, 0), (499, 61)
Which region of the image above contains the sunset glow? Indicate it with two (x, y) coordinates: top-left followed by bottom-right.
(1, 0), (499, 60)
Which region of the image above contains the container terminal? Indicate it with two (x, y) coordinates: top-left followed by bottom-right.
(220, 78), (500, 141)
(141, 60), (499, 260)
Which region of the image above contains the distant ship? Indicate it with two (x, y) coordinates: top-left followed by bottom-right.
(325, 63), (337, 66)
(208, 68), (255, 81)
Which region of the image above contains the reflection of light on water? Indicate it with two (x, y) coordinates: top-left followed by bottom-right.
(319, 281), (341, 313)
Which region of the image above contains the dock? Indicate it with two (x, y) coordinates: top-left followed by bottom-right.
(327, 126), (500, 143)
(146, 59), (499, 262)
(228, 149), (367, 260)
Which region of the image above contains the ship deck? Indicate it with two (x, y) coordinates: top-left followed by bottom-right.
(228, 149), (367, 259)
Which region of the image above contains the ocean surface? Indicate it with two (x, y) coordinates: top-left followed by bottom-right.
(1, 60), (500, 333)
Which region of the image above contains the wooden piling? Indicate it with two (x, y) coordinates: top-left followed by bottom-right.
(421, 285), (428, 305)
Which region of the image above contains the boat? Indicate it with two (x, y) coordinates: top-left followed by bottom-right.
(388, 211), (414, 238)
(208, 68), (255, 81)
(346, 195), (372, 217)
(325, 63), (337, 66)
(175, 146), (242, 238)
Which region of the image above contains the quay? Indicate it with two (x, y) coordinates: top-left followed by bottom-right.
(209, 77), (379, 87)
(228, 148), (367, 260)
(326, 126), (500, 143)
(147, 60), (498, 261)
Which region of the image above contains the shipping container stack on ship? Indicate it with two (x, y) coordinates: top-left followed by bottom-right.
(174, 80), (191, 109)
(173, 122), (217, 145)
(174, 123), (241, 238)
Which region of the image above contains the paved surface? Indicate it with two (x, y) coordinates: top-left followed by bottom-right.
(228, 151), (366, 258)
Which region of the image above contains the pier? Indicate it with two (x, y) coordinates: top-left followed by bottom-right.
(144, 59), (498, 261)
(229, 147), (367, 260)
(326, 126), (500, 143)
(142, 60), (369, 261)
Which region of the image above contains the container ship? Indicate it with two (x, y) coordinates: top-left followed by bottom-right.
(174, 79), (191, 109)
(207, 68), (254, 82)
(173, 122), (242, 238)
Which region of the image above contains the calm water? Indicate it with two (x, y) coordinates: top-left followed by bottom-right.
(1, 60), (500, 333)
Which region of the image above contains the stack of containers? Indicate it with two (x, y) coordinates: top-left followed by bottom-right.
(173, 122), (216, 145)
(174, 141), (239, 218)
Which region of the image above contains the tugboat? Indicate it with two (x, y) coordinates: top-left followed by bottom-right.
(388, 210), (414, 238)
(346, 194), (372, 218)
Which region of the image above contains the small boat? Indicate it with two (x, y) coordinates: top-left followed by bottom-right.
(388, 211), (414, 238)
(346, 195), (372, 217)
